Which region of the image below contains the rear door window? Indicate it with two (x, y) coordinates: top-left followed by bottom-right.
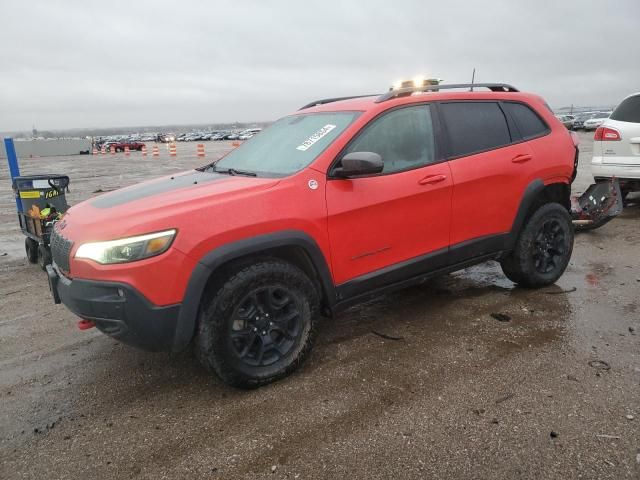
(502, 102), (549, 139)
(439, 102), (511, 158)
(610, 95), (640, 123)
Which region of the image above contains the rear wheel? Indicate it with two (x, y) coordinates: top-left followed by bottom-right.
(501, 203), (574, 287)
(25, 238), (38, 264)
(195, 260), (319, 389)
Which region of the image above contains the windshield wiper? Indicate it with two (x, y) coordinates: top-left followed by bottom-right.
(211, 166), (257, 177)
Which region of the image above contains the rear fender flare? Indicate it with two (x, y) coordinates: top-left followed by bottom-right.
(507, 179), (545, 249)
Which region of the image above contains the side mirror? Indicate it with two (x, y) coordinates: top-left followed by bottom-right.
(333, 152), (383, 178)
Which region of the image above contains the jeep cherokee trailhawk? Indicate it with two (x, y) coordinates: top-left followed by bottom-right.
(47, 81), (577, 388)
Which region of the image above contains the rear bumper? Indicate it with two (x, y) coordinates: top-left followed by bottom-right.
(47, 264), (181, 352)
(591, 161), (640, 181)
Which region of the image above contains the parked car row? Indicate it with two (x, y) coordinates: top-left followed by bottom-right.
(555, 111), (612, 131)
(176, 128), (262, 142)
(93, 128), (264, 148)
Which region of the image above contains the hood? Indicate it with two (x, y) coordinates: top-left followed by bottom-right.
(61, 170), (280, 241)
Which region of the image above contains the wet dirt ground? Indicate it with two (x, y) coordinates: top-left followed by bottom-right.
(0, 134), (638, 479)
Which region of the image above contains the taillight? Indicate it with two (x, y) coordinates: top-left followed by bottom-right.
(569, 131), (580, 147)
(594, 126), (621, 141)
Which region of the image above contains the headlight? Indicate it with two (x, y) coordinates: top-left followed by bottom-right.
(75, 229), (176, 264)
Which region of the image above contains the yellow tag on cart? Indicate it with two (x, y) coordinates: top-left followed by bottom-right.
(19, 191), (41, 199)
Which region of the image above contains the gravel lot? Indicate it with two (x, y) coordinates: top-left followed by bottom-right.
(0, 134), (638, 479)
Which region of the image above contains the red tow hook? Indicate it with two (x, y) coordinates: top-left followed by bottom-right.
(77, 319), (96, 330)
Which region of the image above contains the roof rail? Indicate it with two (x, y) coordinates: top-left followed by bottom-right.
(299, 94), (379, 110)
(375, 83), (519, 103)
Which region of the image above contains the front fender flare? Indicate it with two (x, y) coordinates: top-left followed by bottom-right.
(171, 230), (335, 352)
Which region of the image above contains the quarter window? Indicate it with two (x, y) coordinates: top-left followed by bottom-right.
(502, 102), (549, 139)
(342, 105), (435, 174)
(440, 102), (511, 158)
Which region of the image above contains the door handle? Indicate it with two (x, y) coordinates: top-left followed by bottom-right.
(418, 174), (447, 185)
(512, 154), (533, 163)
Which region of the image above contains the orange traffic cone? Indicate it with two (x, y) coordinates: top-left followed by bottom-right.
(169, 143), (177, 157)
(100, 145), (106, 154)
(197, 144), (205, 157)
(232, 141), (240, 147)
(92, 146), (98, 155)
(124, 145), (130, 156)
(141, 145), (147, 156)
(110, 145), (115, 155)
(152, 145), (159, 157)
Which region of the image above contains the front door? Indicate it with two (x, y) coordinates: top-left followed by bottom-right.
(325, 104), (453, 292)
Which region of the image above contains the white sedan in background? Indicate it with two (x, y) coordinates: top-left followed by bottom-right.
(583, 113), (610, 130)
(592, 92), (640, 199)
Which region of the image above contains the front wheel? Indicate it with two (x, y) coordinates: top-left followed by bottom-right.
(195, 260), (319, 389)
(501, 203), (574, 288)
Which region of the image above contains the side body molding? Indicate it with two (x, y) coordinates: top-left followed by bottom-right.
(172, 230), (335, 351)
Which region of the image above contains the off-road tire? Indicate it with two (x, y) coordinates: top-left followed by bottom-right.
(501, 202), (574, 288)
(37, 244), (52, 271)
(195, 260), (319, 389)
(25, 238), (38, 264)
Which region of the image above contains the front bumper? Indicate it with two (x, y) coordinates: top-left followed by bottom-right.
(47, 264), (181, 352)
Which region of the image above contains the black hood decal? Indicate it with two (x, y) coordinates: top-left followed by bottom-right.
(91, 171), (226, 209)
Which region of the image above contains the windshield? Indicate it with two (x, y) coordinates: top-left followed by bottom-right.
(209, 111), (360, 177)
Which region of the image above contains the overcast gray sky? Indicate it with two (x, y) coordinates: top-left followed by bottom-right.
(1, 0), (638, 131)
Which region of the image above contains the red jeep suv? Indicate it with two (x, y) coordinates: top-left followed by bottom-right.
(47, 82), (577, 388)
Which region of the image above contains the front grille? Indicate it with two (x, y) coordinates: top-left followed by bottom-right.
(50, 226), (73, 273)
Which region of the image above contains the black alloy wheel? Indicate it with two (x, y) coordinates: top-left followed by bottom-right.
(532, 219), (567, 274)
(229, 286), (303, 367)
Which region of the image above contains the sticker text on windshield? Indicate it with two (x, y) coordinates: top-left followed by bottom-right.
(296, 124), (336, 152)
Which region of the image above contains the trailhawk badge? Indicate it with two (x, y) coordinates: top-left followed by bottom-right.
(308, 179), (319, 190)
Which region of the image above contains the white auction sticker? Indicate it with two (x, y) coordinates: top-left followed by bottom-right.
(296, 124), (336, 151)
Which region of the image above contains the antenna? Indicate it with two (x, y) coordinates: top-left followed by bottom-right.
(470, 68), (476, 92)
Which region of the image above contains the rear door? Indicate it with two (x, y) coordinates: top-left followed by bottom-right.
(600, 95), (640, 166)
(439, 101), (536, 256)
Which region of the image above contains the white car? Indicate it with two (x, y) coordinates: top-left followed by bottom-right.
(591, 92), (640, 198)
(583, 114), (610, 130)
